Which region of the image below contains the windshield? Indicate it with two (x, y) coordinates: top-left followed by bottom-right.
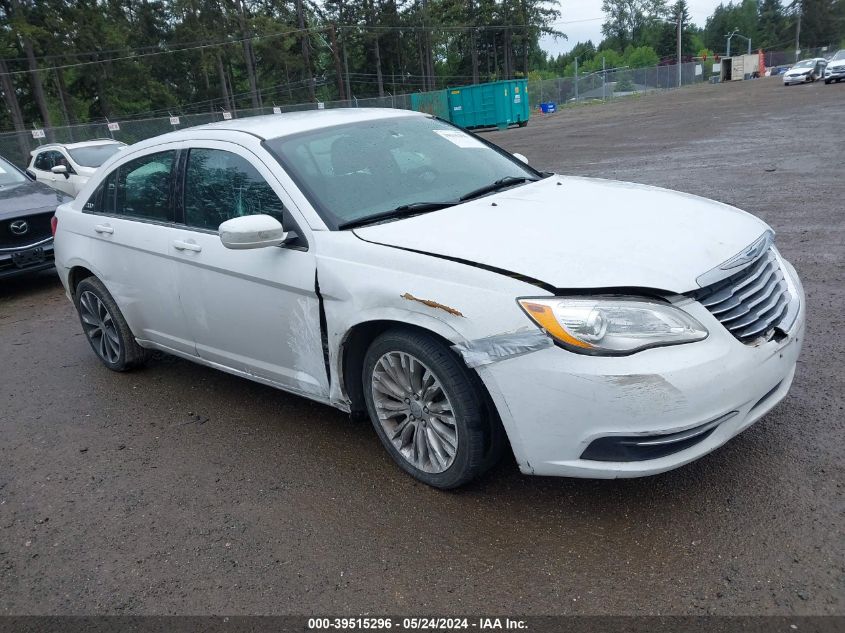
(264, 115), (538, 229)
(68, 143), (123, 167)
(0, 157), (27, 186)
(833, 50), (845, 61)
(793, 60), (815, 68)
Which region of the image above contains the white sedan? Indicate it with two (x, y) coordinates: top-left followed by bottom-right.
(782, 58), (827, 85)
(53, 109), (805, 488)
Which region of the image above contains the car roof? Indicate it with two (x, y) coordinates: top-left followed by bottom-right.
(121, 108), (428, 154)
(30, 139), (125, 155)
(196, 108), (425, 140)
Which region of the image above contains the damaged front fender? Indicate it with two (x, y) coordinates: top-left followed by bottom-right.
(451, 328), (553, 368)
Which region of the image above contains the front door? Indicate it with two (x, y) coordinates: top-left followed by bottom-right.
(32, 150), (75, 196)
(171, 143), (328, 398)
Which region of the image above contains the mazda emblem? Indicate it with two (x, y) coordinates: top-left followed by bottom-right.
(10, 220), (29, 236)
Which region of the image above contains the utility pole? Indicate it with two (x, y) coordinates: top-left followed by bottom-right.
(602, 56), (606, 100)
(677, 13), (682, 88)
(574, 57), (579, 101)
(343, 41), (351, 104)
(794, 1), (802, 61)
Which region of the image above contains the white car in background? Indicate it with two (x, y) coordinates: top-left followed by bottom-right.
(26, 139), (125, 197)
(53, 110), (805, 488)
(782, 58), (828, 85)
(824, 49), (845, 83)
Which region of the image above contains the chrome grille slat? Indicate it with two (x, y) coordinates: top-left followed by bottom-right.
(706, 262), (778, 314)
(736, 292), (791, 338)
(689, 247), (792, 344)
(699, 254), (773, 307)
(719, 272), (784, 323)
(726, 282), (787, 330)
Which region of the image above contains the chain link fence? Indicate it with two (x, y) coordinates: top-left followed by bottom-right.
(527, 62), (708, 110)
(0, 58), (779, 167)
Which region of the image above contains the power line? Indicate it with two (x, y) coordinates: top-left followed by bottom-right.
(0, 18), (596, 76)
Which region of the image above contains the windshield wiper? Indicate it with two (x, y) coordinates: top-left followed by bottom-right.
(338, 201), (457, 230)
(459, 175), (539, 202)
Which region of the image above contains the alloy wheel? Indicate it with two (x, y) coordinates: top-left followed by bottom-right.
(79, 290), (121, 364)
(370, 351), (458, 473)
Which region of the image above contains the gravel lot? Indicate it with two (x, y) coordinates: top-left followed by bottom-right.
(1, 78), (843, 615)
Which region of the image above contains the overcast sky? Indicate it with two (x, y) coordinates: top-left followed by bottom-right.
(541, 0), (726, 55)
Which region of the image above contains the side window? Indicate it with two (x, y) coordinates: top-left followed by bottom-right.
(34, 151), (54, 171)
(55, 151), (74, 174)
(84, 170), (117, 214)
(114, 151), (176, 222)
(184, 148), (286, 231)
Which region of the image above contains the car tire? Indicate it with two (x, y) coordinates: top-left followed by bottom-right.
(74, 277), (149, 372)
(362, 328), (493, 489)
(825, 79), (832, 84)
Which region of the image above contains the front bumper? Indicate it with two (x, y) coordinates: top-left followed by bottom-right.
(783, 74), (811, 84)
(477, 267), (806, 479)
(0, 240), (55, 279)
(825, 67), (845, 80)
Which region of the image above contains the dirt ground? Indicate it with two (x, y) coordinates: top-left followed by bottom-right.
(1, 78), (843, 616)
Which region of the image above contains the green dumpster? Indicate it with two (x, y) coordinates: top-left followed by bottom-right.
(446, 79), (529, 130)
(409, 90), (449, 120)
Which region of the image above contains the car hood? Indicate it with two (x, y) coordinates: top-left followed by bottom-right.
(353, 176), (768, 294)
(0, 179), (70, 218)
(828, 61), (845, 70)
(785, 68), (811, 76)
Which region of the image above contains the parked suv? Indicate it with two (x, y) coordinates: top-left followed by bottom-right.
(27, 139), (125, 197)
(1, 154), (70, 279)
(824, 50), (845, 84)
(53, 110), (805, 488)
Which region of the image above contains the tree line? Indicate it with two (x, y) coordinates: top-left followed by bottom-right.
(0, 0), (562, 133)
(2, 0), (845, 134)
(539, 0), (845, 80)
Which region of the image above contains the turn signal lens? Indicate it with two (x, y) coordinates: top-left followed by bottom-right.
(519, 301), (594, 349)
(50, 215), (58, 236)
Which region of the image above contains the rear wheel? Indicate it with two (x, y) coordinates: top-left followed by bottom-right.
(74, 277), (149, 371)
(362, 328), (494, 488)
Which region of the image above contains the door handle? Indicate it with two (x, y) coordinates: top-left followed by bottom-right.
(94, 224), (114, 235)
(173, 240), (202, 252)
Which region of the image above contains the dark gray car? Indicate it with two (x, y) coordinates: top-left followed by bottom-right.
(1, 155), (70, 279)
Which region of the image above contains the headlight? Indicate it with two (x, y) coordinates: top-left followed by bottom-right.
(517, 297), (708, 356)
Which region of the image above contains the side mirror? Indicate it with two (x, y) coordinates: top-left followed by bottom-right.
(51, 165), (68, 177)
(219, 214), (287, 250)
(513, 153), (529, 166)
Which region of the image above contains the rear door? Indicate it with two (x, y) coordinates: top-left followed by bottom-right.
(79, 144), (195, 355)
(170, 142), (328, 398)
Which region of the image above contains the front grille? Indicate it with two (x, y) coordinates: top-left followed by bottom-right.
(689, 248), (791, 343)
(0, 212), (54, 249)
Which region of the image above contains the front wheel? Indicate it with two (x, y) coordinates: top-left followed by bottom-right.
(362, 328), (494, 488)
(74, 277), (149, 371)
